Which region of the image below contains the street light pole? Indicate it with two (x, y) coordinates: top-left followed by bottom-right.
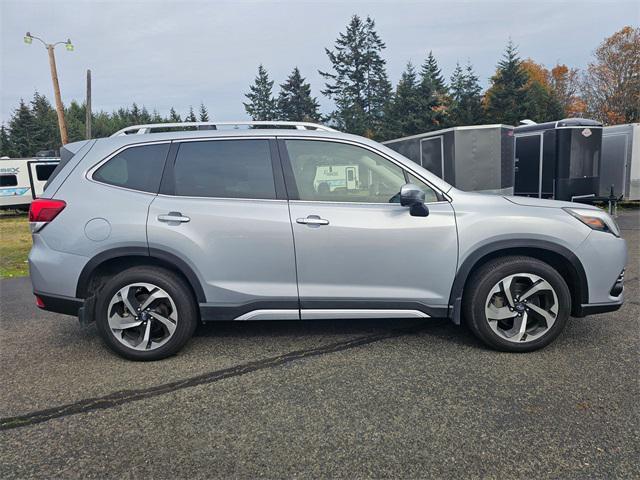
(24, 32), (74, 146)
(46, 44), (69, 145)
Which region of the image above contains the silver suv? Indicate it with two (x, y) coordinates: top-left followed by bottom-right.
(28, 121), (627, 360)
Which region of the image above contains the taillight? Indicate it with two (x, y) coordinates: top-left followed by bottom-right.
(29, 198), (66, 223)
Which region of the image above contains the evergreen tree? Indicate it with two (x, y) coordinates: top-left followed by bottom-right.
(484, 40), (529, 125)
(0, 125), (13, 157)
(151, 109), (163, 123)
(199, 103), (210, 122)
(92, 111), (114, 138)
(168, 107), (181, 122)
(186, 106), (198, 122)
(277, 67), (321, 122)
(522, 77), (564, 122)
(319, 15), (392, 138)
(130, 103), (142, 124)
(382, 62), (422, 139)
(140, 106), (152, 123)
(449, 61), (484, 126)
(30, 92), (59, 151)
(8, 99), (36, 157)
(65, 100), (86, 142)
(421, 51), (447, 96)
(244, 65), (278, 120)
(409, 51), (449, 132)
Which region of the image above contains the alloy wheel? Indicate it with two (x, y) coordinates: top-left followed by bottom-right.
(484, 273), (559, 343)
(107, 282), (178, 351)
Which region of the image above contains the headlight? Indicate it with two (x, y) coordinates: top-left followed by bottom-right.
(563, 207), (621, 237)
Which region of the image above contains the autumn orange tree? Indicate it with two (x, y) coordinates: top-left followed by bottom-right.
(581, 26), (640, 124)
(549, 64), (585, 117)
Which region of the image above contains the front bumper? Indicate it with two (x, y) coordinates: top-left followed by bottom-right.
(574, 300), (623, 317)
(576, 230), (627, 307)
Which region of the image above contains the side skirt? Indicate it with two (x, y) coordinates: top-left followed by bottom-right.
(199, 300), (448, 322)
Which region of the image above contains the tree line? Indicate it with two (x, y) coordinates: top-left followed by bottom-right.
(1, 17), (637, 158)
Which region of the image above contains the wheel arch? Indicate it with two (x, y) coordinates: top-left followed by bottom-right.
(449, 239), (588, 324)
(76, 247), (206, 303)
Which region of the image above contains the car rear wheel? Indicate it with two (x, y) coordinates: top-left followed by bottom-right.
(463, 256), (571, 352)
(95, 266), (198, 361)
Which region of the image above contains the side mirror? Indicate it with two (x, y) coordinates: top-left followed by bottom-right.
(400, 183), (429, 217)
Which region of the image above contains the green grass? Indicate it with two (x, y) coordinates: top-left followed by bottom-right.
(0, 214), (31, 278)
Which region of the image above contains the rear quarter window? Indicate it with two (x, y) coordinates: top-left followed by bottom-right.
(93, 143), (170, 193)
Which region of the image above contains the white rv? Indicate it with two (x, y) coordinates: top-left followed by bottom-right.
(0, 157), (60, 209)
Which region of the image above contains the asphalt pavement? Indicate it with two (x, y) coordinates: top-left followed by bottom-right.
(1, 211), (638, 479)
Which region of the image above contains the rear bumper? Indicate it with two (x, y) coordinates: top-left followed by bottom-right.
(34, 291), (83, 316)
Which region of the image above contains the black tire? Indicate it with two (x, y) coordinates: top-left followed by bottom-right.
(463, 256), (571, 352)
(95, 266), (198, 361)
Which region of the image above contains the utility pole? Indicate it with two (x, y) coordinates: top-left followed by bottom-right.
(86, 69), (92, 139)
(24, 32), (74, 146)
(46, 44), (69, 145)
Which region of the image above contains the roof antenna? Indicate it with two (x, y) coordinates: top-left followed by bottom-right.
(519, 119), (537, 125)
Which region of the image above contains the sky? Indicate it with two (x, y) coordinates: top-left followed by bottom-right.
(1, 0), (638, 125)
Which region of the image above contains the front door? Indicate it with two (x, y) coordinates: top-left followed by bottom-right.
(147, 138), (299, 320)
(280, 138), (458, 319)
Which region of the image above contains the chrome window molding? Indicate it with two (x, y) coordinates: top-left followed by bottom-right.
(156, 193), (287, 203)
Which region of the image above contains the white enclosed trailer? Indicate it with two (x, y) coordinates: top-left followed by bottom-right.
(599, 123), (640, 201)
(0, 157), (60, 209)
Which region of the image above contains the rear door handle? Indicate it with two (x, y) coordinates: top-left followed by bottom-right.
(158, 212), (190, 223)
(296, 215), (329, 226)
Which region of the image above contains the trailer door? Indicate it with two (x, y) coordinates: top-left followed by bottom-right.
(514, 134), (543, 197)
(420, 136), (444, 179)
(600, 133), (628, 197)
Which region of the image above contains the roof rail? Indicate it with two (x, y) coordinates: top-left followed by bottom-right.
(110, 121), (336, 137)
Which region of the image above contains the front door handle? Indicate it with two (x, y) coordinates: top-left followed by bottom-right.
(158, 212), (190, 223)
(296, 215), (329, 226)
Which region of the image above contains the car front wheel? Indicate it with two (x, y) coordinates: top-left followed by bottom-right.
(463, 256), (571, 352)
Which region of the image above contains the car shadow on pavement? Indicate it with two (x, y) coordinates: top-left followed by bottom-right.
(192, 317), (485, 349)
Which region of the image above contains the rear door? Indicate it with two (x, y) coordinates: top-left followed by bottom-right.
(147, 137), (299, 320)
(280, 138), (458, 319)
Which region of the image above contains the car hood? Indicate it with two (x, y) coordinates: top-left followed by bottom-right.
(503, 196), (599, 210)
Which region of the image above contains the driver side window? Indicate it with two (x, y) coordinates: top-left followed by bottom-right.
(285, 140), (406, 203)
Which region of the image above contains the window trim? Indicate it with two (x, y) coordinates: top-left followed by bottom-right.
(277, 137), (448, 205)
(158, 136), (286, 200)
(87, 140), (172, 195)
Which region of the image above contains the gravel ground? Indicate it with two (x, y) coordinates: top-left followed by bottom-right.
(0, 211), (638, 479)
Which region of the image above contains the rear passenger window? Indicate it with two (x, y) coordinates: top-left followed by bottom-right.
(0, 174), (18, 186)
(93, 143), (170, 193)
(172, 140), (276, 199)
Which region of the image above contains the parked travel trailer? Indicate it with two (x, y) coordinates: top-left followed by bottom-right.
(0, 157), (60, 209)
(514, 118), (602, 201)
(599, 123), (640, 201)
(313, 164), (361, 193)
(383, 124), (515, 194)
